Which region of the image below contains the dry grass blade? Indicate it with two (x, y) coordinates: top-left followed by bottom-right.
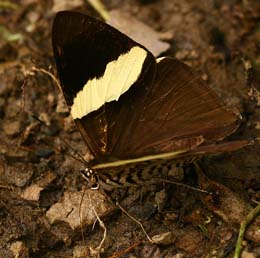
(234, 203), (260, 258)
(85, 0), (110, 21)
(0, 1), (19, 10)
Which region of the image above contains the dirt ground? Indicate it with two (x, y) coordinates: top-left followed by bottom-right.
(0, 0), (260, 257)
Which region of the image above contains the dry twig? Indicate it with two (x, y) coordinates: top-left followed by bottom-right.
(116, 202), (154, 243)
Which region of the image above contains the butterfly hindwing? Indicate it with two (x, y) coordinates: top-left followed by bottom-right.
(119, 57), (240, 157)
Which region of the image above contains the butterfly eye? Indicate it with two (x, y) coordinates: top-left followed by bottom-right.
(81, 168), (100, 190)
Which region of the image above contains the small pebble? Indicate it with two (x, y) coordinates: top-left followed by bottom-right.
(35, 148), (54, 158)
(3, 120), (21, 137)
(128, 203), (157, 220)
(73, 245), (90, 258)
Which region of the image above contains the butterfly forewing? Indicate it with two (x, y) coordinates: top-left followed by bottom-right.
(52, 11), (156, 161)
(52, 11), (245, 166)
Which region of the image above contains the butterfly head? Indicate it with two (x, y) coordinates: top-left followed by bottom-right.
(81, 167), (99, 190)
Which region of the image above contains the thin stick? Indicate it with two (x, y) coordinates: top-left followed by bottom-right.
(156, 178), (212, 195)
(0, 185), (13, 190)
(32, 67), (62, 91)
(233, 203), (260, 258)
(79, 186), (87, 244)
(20, 75), (28, 112)
(116, 202), (154, 243)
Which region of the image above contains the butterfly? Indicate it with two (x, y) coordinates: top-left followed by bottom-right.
(52, 11), (249, 189)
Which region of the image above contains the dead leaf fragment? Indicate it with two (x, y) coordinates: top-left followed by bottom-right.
(197, 168), (260, 243)
(46, 189), (114, 230)
(21, 184), (43, 201)
(51, 0), (83, 13)
(108, 10), (170, 57)
(21, 172), (56, 201)
(152, 231), (176, 245)
(175, 229), (203, 254)
(10, 241), (29, 258)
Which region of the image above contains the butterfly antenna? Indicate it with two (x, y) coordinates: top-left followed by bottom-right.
(22, 66), (94, 173)
(28, 67), (93, 168)
(61, 138), (90, 166)
(31, 114), (91, 167)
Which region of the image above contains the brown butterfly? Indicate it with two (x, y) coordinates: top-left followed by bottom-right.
(52, 11), (249, 189)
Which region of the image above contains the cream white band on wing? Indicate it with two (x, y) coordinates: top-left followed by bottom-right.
(156, 57), (165, 63)
(71, 46), (148, 119)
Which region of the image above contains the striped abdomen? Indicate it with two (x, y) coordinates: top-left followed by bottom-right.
(95, 157), (197, 190)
